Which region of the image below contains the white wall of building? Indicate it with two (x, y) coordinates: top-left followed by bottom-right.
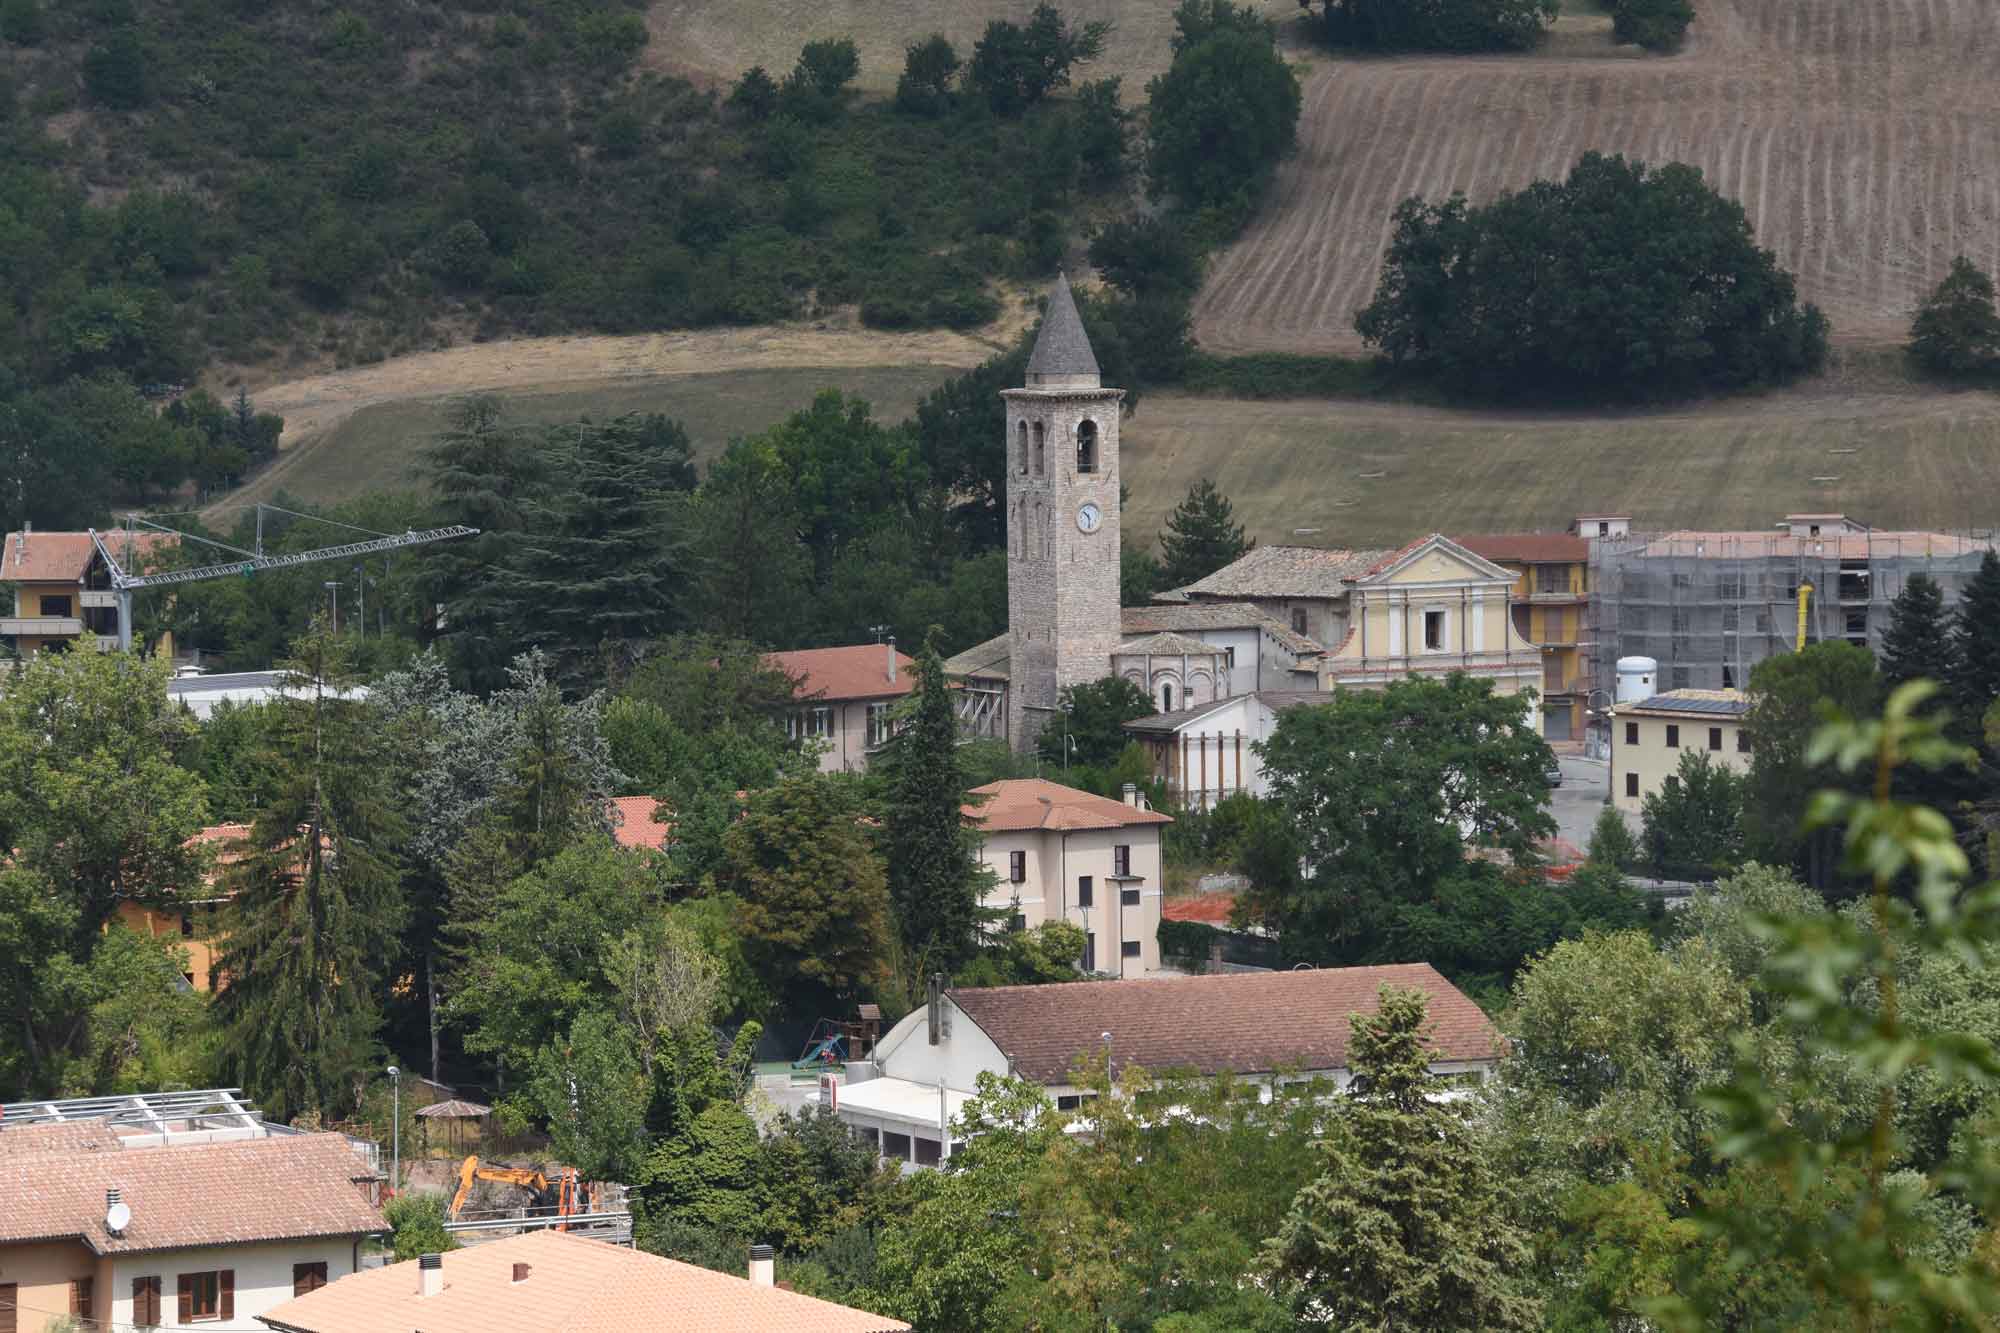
(977, 825), (1164, 976)
(107, 1236), (360, 1332)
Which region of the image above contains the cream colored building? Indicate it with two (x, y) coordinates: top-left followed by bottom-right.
(963, 778), (1169, 977)
(767, 644), (916, 773)
(1610, 689), (1752, 814)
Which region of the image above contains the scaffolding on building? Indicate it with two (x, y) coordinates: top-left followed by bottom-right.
(1585, 527), (1999, 705)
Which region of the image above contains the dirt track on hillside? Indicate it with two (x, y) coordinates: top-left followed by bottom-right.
(1195, 0), (2000, 354)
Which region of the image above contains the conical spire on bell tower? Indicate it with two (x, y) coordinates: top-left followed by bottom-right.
(1025, 271), (1101, 390)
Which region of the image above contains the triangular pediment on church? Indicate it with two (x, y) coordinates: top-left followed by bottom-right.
(1353, 534), (1516, 588)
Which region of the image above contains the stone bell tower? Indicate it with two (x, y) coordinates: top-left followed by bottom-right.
(1003, 273), (1125, 754)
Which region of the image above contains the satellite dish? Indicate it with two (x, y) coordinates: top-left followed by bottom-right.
(105, 1201), (132, 1235)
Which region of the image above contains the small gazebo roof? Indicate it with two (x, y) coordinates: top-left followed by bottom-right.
(414, 1099), (492, 1119)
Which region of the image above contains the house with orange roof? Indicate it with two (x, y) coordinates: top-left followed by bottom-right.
(607, 796), (672, 852)
(963, 778), (1172, 977)
(1, 526), (178, 656)
(110, 822), (250, 992)
(255, 1229), (907, 1333)
(1455, 531), (1592, 740)
(765, 644), (916, 773)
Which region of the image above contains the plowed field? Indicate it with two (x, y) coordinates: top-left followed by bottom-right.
(1195, 0), (2000, 353)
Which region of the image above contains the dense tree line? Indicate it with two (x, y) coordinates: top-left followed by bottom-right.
(1300, 0), (1559, 52)
(1357, 152), (1830, 401)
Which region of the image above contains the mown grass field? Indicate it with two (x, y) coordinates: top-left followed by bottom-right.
(1121, 377), (2000, 547)
(235, 364), (958, 510)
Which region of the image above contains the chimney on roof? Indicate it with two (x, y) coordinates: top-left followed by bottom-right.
(511, 1263), (531, 1284)
(747, 1244), (775, 1288)
(886, 636), (897, 684)
(926, 972), (944, 1046)
(418, 1253), (444, 1298)
(1122, 782), (1138, 808)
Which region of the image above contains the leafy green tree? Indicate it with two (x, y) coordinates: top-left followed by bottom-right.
(895, 35), (961, 115)
(385, 1194), (458, 1262)
(719, 776), (895, 1014)
(1121, 540), (1164, 605)
(753, 1107), (886, 1253)
(1144, 23), (1301, 214)
(880, 638), (993, 978)
(1909, 256), (2000, 377)
(1264, 987), (1541, 1329)
(1673, 862), (1827, 1013)
(1071, 78), (1131, 180)
(1949, 549), (2000, 725)
(1089, 216), (1205, 301)
(1250, 674), (1557, 965)
(1612, 0), (1695, 51)
(967, 4), (1109, 116)
(1587, 804), (1640, 870)
(957, 921), (1088, 986)
(1881, 571), (1956, 694)
(1304, 0), (1558, 50)
(1743, 641), (1880, 892)
(216, 624), (407, 1121)
(531, 1007), (649, 1185)
(1357, 152), (1829, 401)
(0, 0), (45, 45)
(1639, 749), (1746, 880)
(1038, 675), (1157, 768)
(83, 27), (149, 108)
(728, 65), (779, 119)
(1157, 477), (1255, 589)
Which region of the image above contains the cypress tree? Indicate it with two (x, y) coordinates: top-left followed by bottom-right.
(216, 622), (407, 1121)
(880, 635), (994, 980)
(1881, 571), (1956, 693)
(1158, 477), (1253, 589)
(1951, 550), (2000, 722)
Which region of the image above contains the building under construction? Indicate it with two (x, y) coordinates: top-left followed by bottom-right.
(1586, 513), (1997, 703)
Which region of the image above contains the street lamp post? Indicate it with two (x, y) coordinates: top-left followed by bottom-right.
(324, 580), (340, 635)
(1586, 689), (1614, 806)
(386, 1065), (401, 1193)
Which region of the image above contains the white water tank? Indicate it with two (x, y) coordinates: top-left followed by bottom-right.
(1616, 656), (1658, 705)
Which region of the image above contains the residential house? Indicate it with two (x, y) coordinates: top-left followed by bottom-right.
(0, 1092), (383, 1333)
(111, 822), (249, 993)
(255, 1229), (908, 1333)
(832, 965), (1501, 1169)
(1, 528), (178, 655)
(608, 796), (672, 853)
(1610, 688), (1752, 815)
(1120, 690), (1337, 808)
(1454, 534), (1592, 740)
(965, 779), (1172, 976)
(767, 645), (916, 773)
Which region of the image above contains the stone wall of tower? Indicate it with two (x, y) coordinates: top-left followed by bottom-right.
(1003, 385), (1127, 753)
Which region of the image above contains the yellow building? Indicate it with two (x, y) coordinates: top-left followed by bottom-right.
(1610, 689), (1751, 814)
(110, 823), (250, 992)
(1, 528), (177, 655)
(1456, 534), (1592, 741)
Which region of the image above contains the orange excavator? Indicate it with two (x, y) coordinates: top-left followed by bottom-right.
(448, 1155), (588, 1225)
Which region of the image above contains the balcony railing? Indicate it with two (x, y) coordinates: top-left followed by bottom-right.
(0, 616), (81, 636)
(80, 589), (118, 609)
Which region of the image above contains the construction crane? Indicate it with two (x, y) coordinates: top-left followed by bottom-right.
(88, 508), (478, 651)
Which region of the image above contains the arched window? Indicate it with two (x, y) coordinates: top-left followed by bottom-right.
(1160, 681), (1174, 711)
(1077, 419), (1099, 474)
(1016, 422), (1028, 475)
(1032, 421), (1046, 476)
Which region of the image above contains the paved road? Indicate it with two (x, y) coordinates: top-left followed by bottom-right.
(1549, 754), (1629, 852)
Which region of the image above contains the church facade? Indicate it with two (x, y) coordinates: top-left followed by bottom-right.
(948, 277), (1548, 753)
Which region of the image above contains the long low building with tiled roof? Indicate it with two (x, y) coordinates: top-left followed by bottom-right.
(831, 964), (1502, 1169)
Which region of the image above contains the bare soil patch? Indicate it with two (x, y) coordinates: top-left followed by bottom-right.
(1195, 0), (2000, 354)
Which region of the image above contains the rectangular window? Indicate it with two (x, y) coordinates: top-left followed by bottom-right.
(69, 1278), (92, 1319)
(1626, 772), (1640, 798)
(806, 706), (831, 738)
(1, 1285), (15, 1333)
(1008, 849), (1025, 883)
(881, 1131), (912, 1161)
(1671, 666), (1691, 689)
(1121, 887), (1140, 906)
(1423, 610), (1445, 650)
(179, 1270), (232, 1323)
(1670, 609), (1689, 633)
(1537, 565), (1567, 595)
(1083, 932), (1096, 972)
(1721, 606), (1740, 632)
(132, 1277), (161, 1327)
(866, 702), (894, 748)
(1665, 724), (1680, 749)
(39, 594), (72, 617)
(1708, 727), (1723, 751)
(1624, 721), (1639, 746)
(292, 1264), (327, 1298)
(913, 1137), (942, 1167)
(1737, 731), (1751, 754)
(1121, 939), (1142, 958)
(1671, 572), (1694, 590)
(1112, 844), (1130, 876)
(1291, 608), (1308, 636)
(1625, 606), (1648, 631)
(1009, 912), (1026, 933)
(1716, 573), (1745, 599)
(1544, 607), (1566, 641)
(1224, 646), (1236, 669)
(1077, 876), (1093, 908)
(180, 913), (195, 938)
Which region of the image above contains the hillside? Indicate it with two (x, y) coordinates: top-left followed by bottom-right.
(1195, 0), (2000, 353)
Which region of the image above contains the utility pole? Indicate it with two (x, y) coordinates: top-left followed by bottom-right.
(386, 1065), (401, 1193)
(324, 580), (340, 635)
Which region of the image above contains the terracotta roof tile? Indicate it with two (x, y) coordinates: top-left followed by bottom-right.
(0, 1132), (382, 1254)
(767, 646), (916, 701)
(1115, 631), (1229, 657)
(1121, 603), (1322, 655)
(1161, 892), (1235, 924)
(0, 530), (176, 583)
(948, 964), (1500, 1083)
(1453, 533), (1588, 565)
(963, 779), (1172, 832)
(257, 1230), (909, 1333)
(609, 796), (671, 851)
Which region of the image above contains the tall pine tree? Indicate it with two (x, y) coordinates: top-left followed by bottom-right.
(1262, 987), (1540, 1330)
(1950, 550), (2000, 724)
(1158, 477), (1253, 589)
(1881, 571), (1956, 692)
(216, 622), (407, 1121)
(880, 635), (994, 983)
